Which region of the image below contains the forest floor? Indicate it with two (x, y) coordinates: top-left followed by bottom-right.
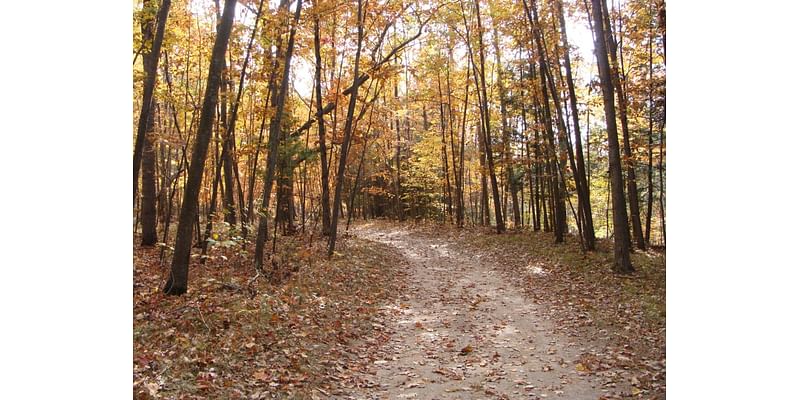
(133, 221), (665, 400)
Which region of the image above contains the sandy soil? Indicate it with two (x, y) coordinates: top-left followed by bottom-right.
(333, 224), (617, 400)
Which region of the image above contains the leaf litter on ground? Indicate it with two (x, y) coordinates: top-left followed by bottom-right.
(133, 231), (409, 399)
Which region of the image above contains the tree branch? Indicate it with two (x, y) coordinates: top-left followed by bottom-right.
(288, 101), (336, 138)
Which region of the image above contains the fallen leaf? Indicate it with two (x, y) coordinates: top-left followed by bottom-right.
(252, 369), (270, 381)
(145, 382), (159, 396)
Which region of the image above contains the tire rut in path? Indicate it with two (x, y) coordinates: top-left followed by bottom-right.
(337, 225), (609, 399)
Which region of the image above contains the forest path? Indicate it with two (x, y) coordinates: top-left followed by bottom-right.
(336, 223), (608, 400)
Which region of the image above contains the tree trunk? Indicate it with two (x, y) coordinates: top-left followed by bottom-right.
(200, 125), (225, 261)
(220, 69), (236, 227)
(163, 0), (236, 295)
(222, 0), (265, 233)
(521, 101), (539, 231)
(436, 74), (453, 222)
(447, 47), (467, 228)
(313, 5), (332, 236)
(393, 72), (404, 221)
(245, 48), (274, 233)
(141, 106), (159, 245)
(472, 2), (505, 233)
(276, 155), (296, 235)
(645, 5), (654, 244)
(531, 99), (545, 232)
(590, 0), (633, 273)
(327, 0), (364, 256)
(492, 28), (521, 229)
(388, 44), (404, 221)
(254, 0), (303, 269)
(602, 0), (645, 250)
(137, 0), (171, 245)
(347, 104), (376, 231)
(523, 0), (566, 242)
(134, 0), (171, 205)
(477, 122), (490, 226)
(458, 71), (468, 228)
(556, 0), (595, 249)
(586, 107), (591, 196)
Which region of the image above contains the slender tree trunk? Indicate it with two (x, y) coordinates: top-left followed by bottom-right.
(347, 104), (376, 231)
(492, 28), (520, 229)
(556, 0), (595, 249)
(457, 74), (469, 228)
(521, 100), (539, 231)
(586, 107), (591, 195)
(533, 110), (545, 232)
(245, 48), (274, 232)
(135, 0), (171, 205)
(313, 5), (332, 236)
(300, 153), (307, 233)
(276, 152), (296, 235)
(138, 0), (171, 246)
(159, 148), (184, 263)
(220, 75), (236, 226)
(158, 106), (185, 224)
(525, 138), (538, 230)
(538, 135), (549, 231)
(447, 48), (466, 227)
(590, 0), (633, 273)
(436, 75), (453, 222)
(254, 0), (303, 269)
(466, 167), (474, 225)
(141, 108), (159, 245)
(472, 1), (505, 233)
(221, 0), (265, 234)
(328, 53), (344, 182)
(201, 125), (225, 261)
(523, 0), (565, 242)
(209, 3), (236, 228)
(645, 6), (654, 243)
(155, 117), (169, 230)
(393, 53), (405, 221)
(394, 110), (404, 220)
(477, 122), (490, 225)
(531, 117), (543, 230)
(328, 0), (364, 256)
(163, 0), (236, 295)
(602, 0), (645, 249)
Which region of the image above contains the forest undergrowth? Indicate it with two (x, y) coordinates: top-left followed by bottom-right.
(133, 231), (409, 399)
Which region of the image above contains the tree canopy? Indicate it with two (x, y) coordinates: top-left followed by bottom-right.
(133, 0), (666, 285)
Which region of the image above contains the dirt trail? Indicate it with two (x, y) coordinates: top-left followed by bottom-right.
(336, 224), (611, 400)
